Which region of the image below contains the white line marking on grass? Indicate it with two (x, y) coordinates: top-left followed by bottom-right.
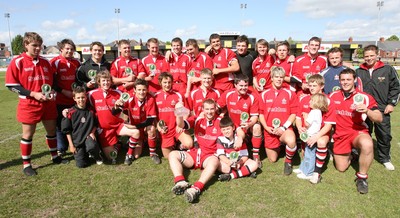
(0, 126), (44, 144)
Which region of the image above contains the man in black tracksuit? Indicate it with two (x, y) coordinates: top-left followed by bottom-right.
(356, 45), (400, 171)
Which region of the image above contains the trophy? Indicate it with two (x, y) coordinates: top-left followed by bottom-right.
(41, 84), (51, 99)
(272, 118), (281, 130)
(240, 112), (249, 125)
(149, 64), (156, 76)
(158, 120), (167, 132)
(110, 150), (118, 165)
(259, 78), (266, 90)
(125, 67), (133, 76)
(332, 86), (340, 92)
(120, 93), (130, 103)
(188, 70), (195, 77)
(71, 82), (78, 90)
(300, 132), (309, 142)
(87, 69), (97, 83)
(174, 106), (190, 117)
(229, 151), (239, 167)
(353, 94), (364, 105)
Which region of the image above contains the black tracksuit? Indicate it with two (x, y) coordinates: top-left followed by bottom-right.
(356, 61), (400, 163)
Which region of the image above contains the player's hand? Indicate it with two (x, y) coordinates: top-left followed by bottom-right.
(69, 145), (76, 154)
(268, 48), (276, 55)
(287, 55), (295, 63)
(384, 104), (394, 114)
(306, 135), (318, 147)
(240, 122), (250, 130)
(165, 50), (172, 61)
(62, 109), (69, 117)
(176, 126), (184, 134)
(124, 124), (137, 129)
(88, 133), (96, 140)
(297, 126), (307, 134)
(31, 91), (47, 102)
(86, 81), (96, 89)
(115, 99), (124, 108)
(301, 83), (309, 91)
(265, 126), (274, 134)
(204, 45), (212, 54)
(126, 75), (135, 82)
(175, 101), (184, 109)
(273, 127), (284, 136)
(355, 104), (368, 113)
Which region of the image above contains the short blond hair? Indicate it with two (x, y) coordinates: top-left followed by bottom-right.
(270, 66), (286, 78)
(310, 93), (328, 112)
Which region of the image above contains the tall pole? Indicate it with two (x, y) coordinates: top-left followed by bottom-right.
(4, 13), (13, 58)
(115, 8), (120, 57)
(240, 3), (247, 33)
(376, 1), (384, 46)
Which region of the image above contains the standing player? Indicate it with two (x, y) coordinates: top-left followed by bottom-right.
(114, 79), (158, 165)
(217, 74), (263, 168)
(50, 39), (81, 156)
(273, 41), (295, 91)
(320, 47), (348, 95)
(141, 38), (170, 93)
(252, 39), (276, 92)
(292, 36), (327, 95)
(207, 33), (240, 93)
(259, 66), (298, 175)
(76, 41), (111, 91)
(168, 99), (221, 203)
(185, 38), (214, 96)
(356, 45), (400, 171)
(110, 39), (146, 93)
(154, 72), (193, 159)
(235, 35), (257, 86)
(165, 37), (191, 96)
(187, 68), (221, 117)
(330, 68), (382, 194)
(5, 32), (67, 176)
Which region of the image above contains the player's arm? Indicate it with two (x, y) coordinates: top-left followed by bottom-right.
(259, 114), (273, 134)
(366, 108), (383, 123)
(213, 59), (240, 75)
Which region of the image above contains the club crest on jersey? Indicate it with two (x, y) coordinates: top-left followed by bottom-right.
(266, 62), (270, 68)
(171, 100), (176, 106)
(218, 56), (222, 61)
(212, 128), (218, 134)
(282, 98), (287, 105)
(196, 63), (200, 68)
(43, 67), (49, 73)
(378, 77), (385, 82)
(80, 117), (86, 123)
(243, 103), (248, 109)
(334, 75), (339, 80)
(316, 65), (321, 71)
(182, 62), (186, 67)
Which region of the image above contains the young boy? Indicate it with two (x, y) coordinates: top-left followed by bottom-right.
(88, 70), (141, 163)
(62, 86), (103, 168)
(5, 32), (67, 176)
(113, 79), (158, 165)
(217, 117), (258, 181)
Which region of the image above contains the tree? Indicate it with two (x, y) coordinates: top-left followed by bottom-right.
(356, 48), (364, 59)
(12, 35), (24, 55)
(386, 35), (399, 41)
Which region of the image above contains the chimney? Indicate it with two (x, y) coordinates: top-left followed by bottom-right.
(379, 37), (385, 42)
(348, 37), (353, 42)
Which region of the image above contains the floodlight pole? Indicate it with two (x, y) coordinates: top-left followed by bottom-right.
(115, 8), (120, 57)
(376, 1), (384, 46)
(4, 13), (13, 58)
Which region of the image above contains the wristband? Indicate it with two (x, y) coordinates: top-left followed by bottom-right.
(283, 120), (291, 129)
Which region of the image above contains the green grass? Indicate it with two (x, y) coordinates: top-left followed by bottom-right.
(1, 71), (400, 217)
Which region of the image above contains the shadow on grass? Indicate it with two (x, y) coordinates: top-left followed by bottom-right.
(0, 151), (52, 170)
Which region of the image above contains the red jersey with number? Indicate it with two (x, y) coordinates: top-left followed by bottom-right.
(217, 89), (259, 127)
(188, 87), (221, 117)
(273, 57), (294, 91)
(6, 53), (55, 99)
(88, 88), (123, 129)
(329, 90), (378, 137)
(260, 87), (298, 127)
(169, 52), (191, 95)
(110, 56), (146, 92)
(154, 90), (183, 138)
(209, 48), (237, 92)
(50, 55), (80, 105)
(252, 55), (276, 91)
(188, 52), (214, 90)
(292, 53), (327, 84)
(142, 54), (170, 93)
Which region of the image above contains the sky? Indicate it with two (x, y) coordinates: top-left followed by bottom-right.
(1, 0), (399, 47)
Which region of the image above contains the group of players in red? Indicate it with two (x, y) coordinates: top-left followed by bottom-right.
(6, 32), (398, 203)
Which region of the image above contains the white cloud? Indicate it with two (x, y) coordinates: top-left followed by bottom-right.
(75, 27), (106, 43)
(287, 0), (400, 40)
(41, 19), (78, 30)
(241, 19), (254, 27)
(174, 26), (198, 38)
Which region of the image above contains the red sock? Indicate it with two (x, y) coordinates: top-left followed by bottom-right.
(285, 145), (297, 163)
(20, 138), (32, 168)
(46, 135), (58, 159)
(193, 181), (204, 192)
(252, 136), (262, 159)
(315, 147), (328, 174)
(174, 175), (185, 183)
(148, 136), (156, 156)
(127, 137), (138, 156)
(237, 165), (251, 178)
